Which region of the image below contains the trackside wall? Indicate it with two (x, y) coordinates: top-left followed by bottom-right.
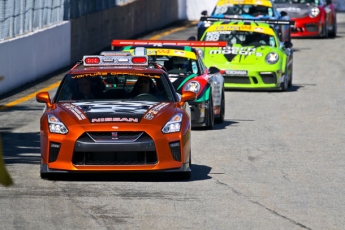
(70, 0), (179, 62)
(0, 22), (71, 96)
(0, 0), (179, 97)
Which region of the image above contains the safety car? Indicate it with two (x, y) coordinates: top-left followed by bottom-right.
(111, 40), (227, 129)
(36, 50), (196, 180)
(199, 19), (294, 91)
(275, 0), (337, 38)
(197, 0), (291, 40)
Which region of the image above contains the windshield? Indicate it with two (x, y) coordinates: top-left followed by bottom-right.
(55, 73), (176, 103)
(203, 30), (276, 47)
(212, 4), (274, 17)
(150, 55), (200, 76)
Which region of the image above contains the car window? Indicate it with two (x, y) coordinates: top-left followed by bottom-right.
(212, 5), (274, 17)
(55, 73), (176, 102)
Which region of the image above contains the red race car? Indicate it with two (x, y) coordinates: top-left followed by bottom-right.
(275, 0), (337, 38)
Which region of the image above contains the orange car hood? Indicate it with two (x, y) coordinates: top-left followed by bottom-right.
(57, 101), (174, 124)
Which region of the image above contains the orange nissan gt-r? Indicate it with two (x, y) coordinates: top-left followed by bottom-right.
(36, 49), (196, 180)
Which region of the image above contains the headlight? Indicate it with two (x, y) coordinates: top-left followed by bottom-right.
(48, 114), (68, 134)
(184, 81), (201, 94)
(309, 7), (320, 18)
(162, 114), (183, 134)
(204, 21), (212, 27)
(265, 52), (279, 64)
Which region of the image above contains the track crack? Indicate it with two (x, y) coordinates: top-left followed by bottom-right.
(215, 179), (312, 230)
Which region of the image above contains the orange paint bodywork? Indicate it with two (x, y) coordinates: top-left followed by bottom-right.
(37, 64), (196, 179)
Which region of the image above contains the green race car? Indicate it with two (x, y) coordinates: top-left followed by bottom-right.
(199, 19), (293, 91)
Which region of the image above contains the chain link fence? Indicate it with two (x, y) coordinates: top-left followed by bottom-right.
(0, 0), (134, 41)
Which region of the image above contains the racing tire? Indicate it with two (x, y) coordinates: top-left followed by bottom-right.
(288, 61), (293, 88)
(171, 152), (192, 181)
(40, 173), (51, 180)
(205, 94), (214, 129)
(329, 17), (337, 38)
(280, 74), (288, 92)
(321, 22), (329, 38)
(215, 90), (225, 124)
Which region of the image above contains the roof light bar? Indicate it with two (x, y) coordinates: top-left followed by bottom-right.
(83, 55), (148, 67)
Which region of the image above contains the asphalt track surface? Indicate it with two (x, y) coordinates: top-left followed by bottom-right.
(1, 14), (345, 230)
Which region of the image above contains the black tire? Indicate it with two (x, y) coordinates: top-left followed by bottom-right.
(329, 17), (337, 38)
(322, 22), (329, 38)
(205, 93), (214, 129)
(280, 73), (288, 92)
(40, 173), (50, 180)
(215, 90), (225, 124)
(170, 153), (192, 181)
(288, 61), (293, 88)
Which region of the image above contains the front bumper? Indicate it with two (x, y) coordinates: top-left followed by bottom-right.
(40, 126), (191, 173)
(291, 17), (323, 37)
(222, 70), (284, 90)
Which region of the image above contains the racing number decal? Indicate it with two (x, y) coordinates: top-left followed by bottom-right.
(206, 32), (221, 41)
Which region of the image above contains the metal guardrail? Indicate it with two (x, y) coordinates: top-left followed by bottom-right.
(0, 0), (134, 41)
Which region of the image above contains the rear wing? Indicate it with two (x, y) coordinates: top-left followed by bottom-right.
(111, 40), (227, 50)
(199, 16), (295, 25)
(199, 16), (294, 42)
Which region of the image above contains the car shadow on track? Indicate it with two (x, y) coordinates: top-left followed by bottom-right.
(41, 164), (213, 182)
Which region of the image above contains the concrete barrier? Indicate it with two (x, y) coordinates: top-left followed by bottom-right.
(0, 22), (71, 97)
(0, 0), (179, 98)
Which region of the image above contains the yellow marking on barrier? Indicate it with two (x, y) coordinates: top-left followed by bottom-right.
(0, 81), (60, 112)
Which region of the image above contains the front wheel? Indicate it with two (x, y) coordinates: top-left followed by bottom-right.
(205, 94), (214, 129)
(215, 90), (225, 124)
(280, 74), (288, 92)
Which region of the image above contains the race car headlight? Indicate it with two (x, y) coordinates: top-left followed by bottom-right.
(309, 7), (320, 18)
(265, 52), (279, 64)
(48, 115), (68, 134)
(204, 21), (212, 27)
(162, 114), (183, 134)
(184, 81), (201, 94)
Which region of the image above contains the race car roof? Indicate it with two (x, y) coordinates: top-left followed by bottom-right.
(216, 0), (273, 7)
(207, 21), (275, 35)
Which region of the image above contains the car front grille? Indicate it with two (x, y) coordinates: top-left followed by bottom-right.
(224, 75), (251, 84)
(72, 151), (158, 165)
(259, 73), (277, 84)
(72, 132), (158, 165)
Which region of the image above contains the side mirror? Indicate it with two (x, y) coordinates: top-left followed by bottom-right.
(280, 11), (288, 17)
(36, 92), (54, 108)
(187, 36), (197, 41)
(179, 91), (197, 106)
(284, 41), (293, 49)
(209, 66), (220, 74)
(201, 10), (208, 16)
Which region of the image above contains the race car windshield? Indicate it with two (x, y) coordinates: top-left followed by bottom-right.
(153, 56), (200, 76)
(212, 5), (274, 17)
(55, 73), (175, 102)
(203, 31), (276, 47)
